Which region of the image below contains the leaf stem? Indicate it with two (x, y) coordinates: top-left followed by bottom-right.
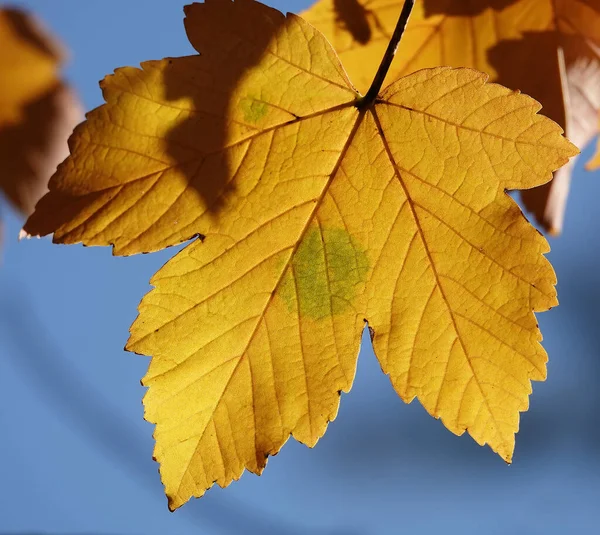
(359, 0), (415, 108)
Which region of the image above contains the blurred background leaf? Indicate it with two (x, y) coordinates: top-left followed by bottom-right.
(0, 6), (81, 246)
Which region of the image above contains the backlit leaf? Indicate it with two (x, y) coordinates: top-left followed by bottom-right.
(24, 0), (577, 509)
(303, 0), (600, 234)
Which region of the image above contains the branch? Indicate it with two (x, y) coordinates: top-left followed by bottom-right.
(359, 0), (415, 108)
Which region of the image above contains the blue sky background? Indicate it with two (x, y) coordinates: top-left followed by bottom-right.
(1, 1), (600, 534)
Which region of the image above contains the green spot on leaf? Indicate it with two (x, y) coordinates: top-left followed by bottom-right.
(279, 226), (369, 320)
(240, 97), (268, 123)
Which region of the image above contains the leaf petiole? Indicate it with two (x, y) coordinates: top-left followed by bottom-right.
(358, 0), (415, 108)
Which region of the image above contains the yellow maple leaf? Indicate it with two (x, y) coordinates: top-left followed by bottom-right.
(302, 0), (600, 234)
(24, 0), (577, 509)
(0, 8), (80, 223)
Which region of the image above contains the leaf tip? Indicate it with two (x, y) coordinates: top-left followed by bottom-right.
(167, 497), (178, 513)
(548, 226), (561, 237)
(496, 441), (514, 465)
(18, 228), (34, 241)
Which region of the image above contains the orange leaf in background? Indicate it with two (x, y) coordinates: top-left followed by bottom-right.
(303, 0), (600, 234)
(23, 0), (577, 509)
(586, 115), (600, 170)
(0, 8), (80, 235)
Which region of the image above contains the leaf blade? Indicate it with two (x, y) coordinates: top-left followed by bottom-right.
(25, 0), (578, 509)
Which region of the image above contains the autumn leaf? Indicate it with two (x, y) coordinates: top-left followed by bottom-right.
(302, 0), (600, 234)
(24, 0), (576, 509)
(0, 8), (80, 229)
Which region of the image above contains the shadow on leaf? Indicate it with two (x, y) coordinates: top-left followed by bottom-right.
(161, 0), (285, 216)
(423, 0), (519, 17)
(333, 0), (376, 44)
